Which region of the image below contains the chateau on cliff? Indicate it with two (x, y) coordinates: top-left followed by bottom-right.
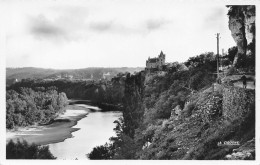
(146, 51), (166, 71)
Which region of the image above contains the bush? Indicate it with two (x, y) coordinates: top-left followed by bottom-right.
(6, 139), (56, 159)
(87, 143), (114, 159)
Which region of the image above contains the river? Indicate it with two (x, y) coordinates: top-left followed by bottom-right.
(49, 104), (122, 160)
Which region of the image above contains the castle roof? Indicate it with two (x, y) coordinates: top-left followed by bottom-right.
(148, 58), (158, 63)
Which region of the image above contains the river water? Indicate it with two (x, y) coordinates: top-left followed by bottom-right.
(49, 104), (122, 160)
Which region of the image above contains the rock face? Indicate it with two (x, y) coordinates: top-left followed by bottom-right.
(171, 105), (182, 118)
(228, 6), (255, 65)
(123, 72), (146, 138)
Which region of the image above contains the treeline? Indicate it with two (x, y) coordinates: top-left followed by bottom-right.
(6, 87), (68, 129)
(8, 78), (125, 106)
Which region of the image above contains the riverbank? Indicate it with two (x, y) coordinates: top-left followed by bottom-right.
(6, 104), (89, 145)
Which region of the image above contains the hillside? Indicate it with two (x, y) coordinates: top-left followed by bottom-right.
(133, 73), (254, 160)
(6, 67), (143, 81)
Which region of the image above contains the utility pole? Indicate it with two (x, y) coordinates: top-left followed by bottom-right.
(221, 48), (224, 74)
(216, 33), (220, 79)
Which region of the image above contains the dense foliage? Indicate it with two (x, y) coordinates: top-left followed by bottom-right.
(6, 87), (68, 129)
(8, 78), (125, 105)
(6, 139), (56, 159)
(235, 40), (255, 71)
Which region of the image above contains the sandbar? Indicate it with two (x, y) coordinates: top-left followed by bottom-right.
(6, 104), (89, 145)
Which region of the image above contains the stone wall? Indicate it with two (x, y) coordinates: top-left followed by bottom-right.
(222, 85), (255, 121)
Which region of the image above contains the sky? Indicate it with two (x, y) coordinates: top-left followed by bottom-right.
(4, 0), (237, 69)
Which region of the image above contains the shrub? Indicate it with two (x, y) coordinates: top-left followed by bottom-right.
(87, 143), (114, 159)
(6, 139), (56, 159)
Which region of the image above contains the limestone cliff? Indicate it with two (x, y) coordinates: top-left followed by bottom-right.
(228, 6), (255, 65)
(123, 72), (145, 138)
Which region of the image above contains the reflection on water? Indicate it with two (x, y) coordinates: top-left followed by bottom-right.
(49, 105), (121, 160)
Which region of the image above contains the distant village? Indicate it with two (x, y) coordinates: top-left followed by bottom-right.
(43, 72), (114, 81)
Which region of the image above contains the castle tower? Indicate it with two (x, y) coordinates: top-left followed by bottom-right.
(159, 51), (165, 66)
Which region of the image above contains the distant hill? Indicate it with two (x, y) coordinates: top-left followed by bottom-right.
(6, 67), (144, 85)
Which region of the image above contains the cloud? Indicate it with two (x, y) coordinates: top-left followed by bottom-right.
(88, 20), (139, 35)
(88, 18), (171, 35)
(89, 21), (114, 32)
(28, 6), (89, 41)
(145, 19), (170, 31)
(28, 7), (171, 41)
(29, 15), (67, 40)
(146, 20), (165, 30)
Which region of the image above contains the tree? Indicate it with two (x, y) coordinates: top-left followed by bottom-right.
(6, 87), (68, 129)
(226, 46), (237, 64)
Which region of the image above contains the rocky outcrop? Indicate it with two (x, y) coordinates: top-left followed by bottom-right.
(170, 105), (182, 118)
(228, 6), (255, 65)
(244, 6), (255, 44)
(123, 72), (146, 138)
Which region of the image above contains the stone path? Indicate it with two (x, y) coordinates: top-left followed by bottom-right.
(221, 74), (255, 90)
(233, 81), (255, 89)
